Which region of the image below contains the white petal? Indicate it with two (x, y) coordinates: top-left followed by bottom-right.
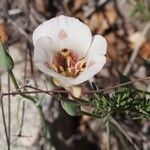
(34, 36), (57, 64)
(86, 35), (107, 56)
(33, 15), (92, 57)
(68, 35), (107, 85)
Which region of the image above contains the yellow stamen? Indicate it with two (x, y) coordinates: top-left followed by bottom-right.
(59, 65), (65, 72)
(75, 59), (86, 70)
(65, 68), (75, 77)
(80, 62), (86, 71)
(60, 49), (71, 57)
(66, 55), (72, 68)
(52, 49), (86, 78)
(75, 69), (80, 76)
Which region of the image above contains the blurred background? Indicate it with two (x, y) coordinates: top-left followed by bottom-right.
(0, 0), (150, 150)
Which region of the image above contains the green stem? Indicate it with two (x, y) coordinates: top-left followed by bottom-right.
(8, 70), (38, 104)
(80, 110), (139, 150)
(8, 70), (52, 149)
(0, 97), (10, 150)
(80, 110), (101, 118)
(106, 121), (110, 150)
(110, 117), (139, 150)
(137, 89), (150, 95)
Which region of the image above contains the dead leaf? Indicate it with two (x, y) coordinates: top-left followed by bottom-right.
(105, 34), (118, 62)
(0, 21), (8, 43)
(140, 41), (150, 59)
(88, 12), (103, 32)
(105, 33), (117, 45)
(74, 0), (89, 11)
(104, 6), (118, 25)
(35, 0), (48, 14)
(107, 46), (118, 62)
(88, 6), (118, 34)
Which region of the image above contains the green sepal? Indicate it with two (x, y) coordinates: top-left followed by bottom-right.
(0, 40), (14, 71)
(61, 101), (81, 116)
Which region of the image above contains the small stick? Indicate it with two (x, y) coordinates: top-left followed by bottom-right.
(123, 21), (150, 75)
(1, 76), (150, 96)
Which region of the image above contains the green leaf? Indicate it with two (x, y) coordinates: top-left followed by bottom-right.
(61, 101), (81, 116)
(0, 40), (14, 71)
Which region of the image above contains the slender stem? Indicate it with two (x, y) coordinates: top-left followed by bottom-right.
(8, 70), (20, 91)
(80, 110), (101, 118)
(80, 110), (139, 150)
(84, 76), (150, 94)
(8, 70), (52, 149)
(25, 86), (89, 106)
(1, 87), (150, 97)
(8, 70), (38, 104)
(0, 96), (10, 150)
(106, 121), (110, 150)
(110, 117), (139, 150)
(7, 73), (11, 150)
(18, 101), (25, 136)
(0, 75), (10, 150)
(1, 76), (150, 96)
(123, 21), (150, 75)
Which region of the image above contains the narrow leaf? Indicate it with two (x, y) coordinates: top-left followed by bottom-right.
(0, 40), (14, 71)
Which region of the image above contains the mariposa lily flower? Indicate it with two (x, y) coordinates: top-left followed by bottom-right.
(33, 15), (107, 87)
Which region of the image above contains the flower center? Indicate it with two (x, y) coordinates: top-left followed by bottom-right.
(51, 49), (86, 78)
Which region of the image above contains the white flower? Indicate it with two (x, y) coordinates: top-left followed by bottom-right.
(33, 15), (107, 87)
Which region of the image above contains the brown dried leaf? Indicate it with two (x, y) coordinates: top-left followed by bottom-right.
(74, 0), (89, 11)
(88, 12), (104, 32)
(35, 0), (48, 14)
(105, 33), (117, 45)
(0, 21), (8, 43)
(107, 46), (118, 62)
(105, 34), (118, 62)
(104, 6), (118, 25)
(140, 41), (150, 59)
(88, 6), (118, 34)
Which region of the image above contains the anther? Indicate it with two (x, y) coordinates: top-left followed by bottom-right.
(59, 66), (65, 72)
(60, 49), (71, 57)
(80, 62), (86, 71)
